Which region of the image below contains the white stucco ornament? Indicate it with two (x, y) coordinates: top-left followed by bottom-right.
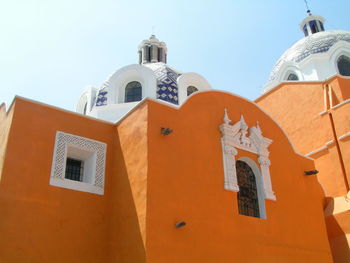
(219, 109), (276, 201)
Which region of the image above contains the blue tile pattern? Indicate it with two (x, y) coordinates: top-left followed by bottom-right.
(95, 81), (109, 106)
(269, 31), (350, 81)
(154, 65), (181, 105)
(94, 64), (181, 107)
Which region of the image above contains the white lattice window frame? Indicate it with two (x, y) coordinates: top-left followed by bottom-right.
(219, 109), (276, 201)
(50, 131), (107, 195)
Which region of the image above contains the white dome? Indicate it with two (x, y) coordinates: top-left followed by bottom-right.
(269, 30), (350, 81)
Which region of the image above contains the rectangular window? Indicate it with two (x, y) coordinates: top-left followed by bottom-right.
(50, 131), (107, 195)
(65, 158), (84, 182)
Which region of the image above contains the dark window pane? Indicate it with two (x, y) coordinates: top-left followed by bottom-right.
(303, 24), (308, 37)
(236, 160), (260, 218)
(287, 73), (299, 81)
(125, 81), (142, 102)
(148, 46), (152, 62)
(187, 86), (198, 96)
(309, 20), (319, 34)
(158, 47), (163, 62)
(65, 158), (84, 182)
(337, 55), (350, 76)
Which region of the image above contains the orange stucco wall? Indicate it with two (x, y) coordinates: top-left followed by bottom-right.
(256, 76), (350, 263)
(0, 98), (146, 263)
(0, 93), (334, 262)
(0, 103), (14, 181)
(256, 76), (350, 198)
(146, 91), (332, 263)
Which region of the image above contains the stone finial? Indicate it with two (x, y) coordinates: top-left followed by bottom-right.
(223, 108), (231, 125)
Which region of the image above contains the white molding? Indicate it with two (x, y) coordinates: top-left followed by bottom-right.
(177, 72), (212, 104)
(319, 110), (328, 116)
(306, 145), (328, 157)
(105, 64), (157, 104)
(306, 139), (334, 157)
(50, 131), (107, 195)
(339, 132), (350, 141)
(331, 98), (350, 110)
(219, 109), (276, 201)
(76, 85), (97, 115)
(326, 140), (335, 147)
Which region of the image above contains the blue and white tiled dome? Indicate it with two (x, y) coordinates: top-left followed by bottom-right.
(78, 35), (212, 122)
(269, 30), (350, 81)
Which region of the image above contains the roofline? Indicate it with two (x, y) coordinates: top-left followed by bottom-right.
(114, 90), (314, 161)
(6, 91), (314, 162)
(256, 74), (350, 102)
(8, 96), (114, 126)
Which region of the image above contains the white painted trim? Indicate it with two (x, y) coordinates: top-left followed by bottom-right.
(326, 140), (335, 147)
(331, 98), (350, 110)
(219, 109), (276, 201)
(339, 132), (350, 141)
(306, 145), (328, 157)
(105, 64), (157, 104)
(76, 85), (97, 115)
(177, 72), (212, 104)
(50, 178), (103, 195)
(50, 131), (107, 195)
(306, 140), (334, 157)
(319, 110), (328, 116)
(299, 15), (325, 31)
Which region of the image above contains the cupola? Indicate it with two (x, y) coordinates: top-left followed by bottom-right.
(138, 35), (168, 64)
(299, 11), (325, 37)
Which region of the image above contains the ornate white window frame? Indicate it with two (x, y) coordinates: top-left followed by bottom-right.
(219, 109), (276, 201)
(50, 131), (107, 195)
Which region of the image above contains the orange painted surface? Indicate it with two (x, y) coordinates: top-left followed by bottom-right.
(116, 103), (149, 248)
(0, 102), (14, 181)
(0, 98), (145, 263)
(0, 93), (333, 262)
(256, 76), (350, 263)
(256, 76), (350, 198)
(146, 91), (332, 263)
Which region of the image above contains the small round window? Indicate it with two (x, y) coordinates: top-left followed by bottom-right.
(187, 86), (198, 96)
(337, 55), (350, 76)
(287, 73), (299, 81)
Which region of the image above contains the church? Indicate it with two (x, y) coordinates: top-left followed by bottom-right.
(0, 9), (349, 263)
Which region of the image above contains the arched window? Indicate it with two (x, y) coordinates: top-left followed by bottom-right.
(125, 81), (142, 102)
(187, 86), (198, 96)
(236, 160), (260, 218)
(337, 55), (350, 76)
(287, 73), (299, 81)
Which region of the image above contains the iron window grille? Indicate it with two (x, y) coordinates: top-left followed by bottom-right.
(125, 81), (142, 102)
(65, 158), (84, 182)
(236, 160), (260, 218)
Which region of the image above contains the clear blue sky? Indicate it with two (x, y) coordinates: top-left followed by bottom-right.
(1, 0), (350, 111)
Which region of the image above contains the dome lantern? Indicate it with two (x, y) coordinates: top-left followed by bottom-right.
(138, 35), (168, 64)
(299, 13), (325, 37)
